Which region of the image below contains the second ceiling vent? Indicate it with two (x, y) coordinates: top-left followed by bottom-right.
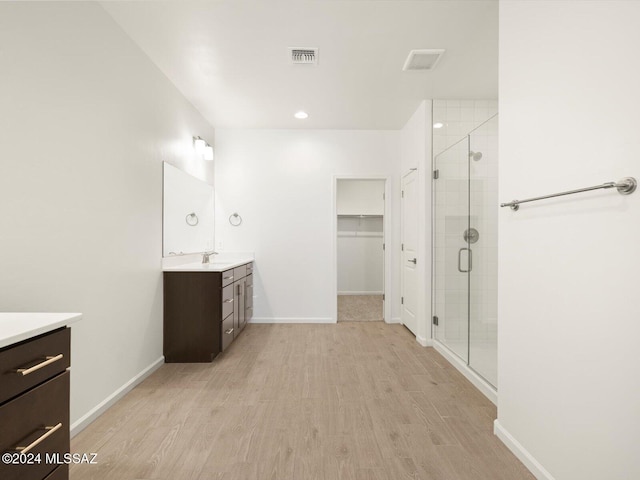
(289, 47), (318, 65)
(402, 49), (445, 71)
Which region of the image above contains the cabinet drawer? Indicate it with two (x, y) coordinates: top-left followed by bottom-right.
(222, 269), (235, 287)
(246, 262), (254, 275)
(222, 284), (234, 320)
(245, 273), (253, 287)
(0, 328), (70, 405)
(233, 265), (246, 281)
(0, 371), (70, 480)
(221, 316), (234, 352)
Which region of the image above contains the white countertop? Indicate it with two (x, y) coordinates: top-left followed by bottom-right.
(0, 312), (82, 349)
(163, 256), (254, 272)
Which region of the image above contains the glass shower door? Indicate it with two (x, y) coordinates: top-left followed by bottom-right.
(433, 136), (470, 362)
(468, 116), (498, 387)
(433, 115), (498, 389)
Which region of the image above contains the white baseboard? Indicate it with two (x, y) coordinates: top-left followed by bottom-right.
(433, 340), (497, 405)
(416, 334), (433, 347)
(494, 420), (555, 480)
(337, 291), (384, 296)
(70, 356), (164, 438)
(249, 317), (334, 324)
(385, 316), (401, 324)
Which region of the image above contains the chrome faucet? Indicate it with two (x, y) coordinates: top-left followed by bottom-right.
(202, 251), (219, 264)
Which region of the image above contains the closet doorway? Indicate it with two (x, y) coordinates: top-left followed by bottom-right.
(335, 178), (387, 322)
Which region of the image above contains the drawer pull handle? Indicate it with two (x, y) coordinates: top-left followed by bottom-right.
(14, 423), (63, 453)
(225, 328), (234, 335)
(223, 299), (234, 303)
(223, 276), (234, 280)
(15, 354), (64, 376)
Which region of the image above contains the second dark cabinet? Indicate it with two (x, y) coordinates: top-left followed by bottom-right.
(164, 261), (254, 362)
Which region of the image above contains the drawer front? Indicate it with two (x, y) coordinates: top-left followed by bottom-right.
(0, 371), (70, 480)
(246, 262), (254, 275)
(245, 273), (253, 287)
(222, 284), (234, 320)
(221, 269), (235, 287)
(233, 265), (246, 281)
(0, 328), (70, 405)
(221, 316), (234, 351)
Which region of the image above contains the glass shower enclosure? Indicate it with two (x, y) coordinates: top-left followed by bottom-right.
(433, 115), (498, 388)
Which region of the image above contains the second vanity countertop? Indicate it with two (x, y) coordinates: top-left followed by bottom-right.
(163, 255), (254, 272)
(0, 312), (82, 349)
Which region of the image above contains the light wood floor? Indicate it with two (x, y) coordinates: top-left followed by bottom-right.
(337, 295), (383, 322)
(71, 323), (534, 480)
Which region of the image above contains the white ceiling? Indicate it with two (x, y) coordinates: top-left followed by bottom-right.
(102, 1), (498, 130)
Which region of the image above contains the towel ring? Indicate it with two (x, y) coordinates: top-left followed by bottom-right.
(229, 213), (242, 227)
(185, 212), (199, 226)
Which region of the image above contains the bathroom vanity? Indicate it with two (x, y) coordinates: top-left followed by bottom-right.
(163, 259), (254, 362)
(0, 312), (81, 480)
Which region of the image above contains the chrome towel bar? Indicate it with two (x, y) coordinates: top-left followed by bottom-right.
(500, 177), (636, 211)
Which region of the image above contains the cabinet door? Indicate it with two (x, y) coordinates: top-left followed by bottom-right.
(245, 275), (253, 323)
(163, 272), (221, 363)
(233, 280), (245, 338)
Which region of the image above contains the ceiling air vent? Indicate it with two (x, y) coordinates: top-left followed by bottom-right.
(402, 49), (445, 71)
(289, 47), (318, 65)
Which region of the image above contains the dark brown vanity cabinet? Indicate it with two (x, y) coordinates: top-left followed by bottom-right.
(0, 328), (71, 480)
(164, 262), (253, 362)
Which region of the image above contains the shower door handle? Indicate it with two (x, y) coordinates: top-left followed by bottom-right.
(458, 248), (472, 273)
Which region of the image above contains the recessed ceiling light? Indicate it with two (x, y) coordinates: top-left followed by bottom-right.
(294, 111), (309, 119)
(433, 122), (444, 129)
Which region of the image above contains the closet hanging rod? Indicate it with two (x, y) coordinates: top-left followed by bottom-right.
(500, 176), (636, 211)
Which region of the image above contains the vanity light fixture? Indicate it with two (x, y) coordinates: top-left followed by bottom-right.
(193, 136), (214, 161)
(433, 122), (444, 129)
(294, 111), (309, 120)
(204, 145), (214, 161)
(193, 136), (206, 154)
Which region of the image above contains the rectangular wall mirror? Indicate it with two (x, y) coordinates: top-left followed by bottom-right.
(162, 162), (214, 256)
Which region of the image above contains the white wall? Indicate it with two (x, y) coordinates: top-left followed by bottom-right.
(214, 129), (400, 323)
(400, 101), (432, 344)
(497, 2), (640, 479)
(0, 3), (215, 429)
(336, 179), (385, 215)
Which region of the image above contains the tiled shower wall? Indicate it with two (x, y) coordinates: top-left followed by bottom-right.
(432, 99), (498, 156)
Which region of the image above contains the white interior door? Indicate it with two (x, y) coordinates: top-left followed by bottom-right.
(401, 170), (418, 335)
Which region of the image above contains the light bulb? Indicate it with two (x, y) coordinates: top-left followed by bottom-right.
(193, 137), (206, 154)
(204, 145), (214, 161)
(294, 111), (309, 120)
